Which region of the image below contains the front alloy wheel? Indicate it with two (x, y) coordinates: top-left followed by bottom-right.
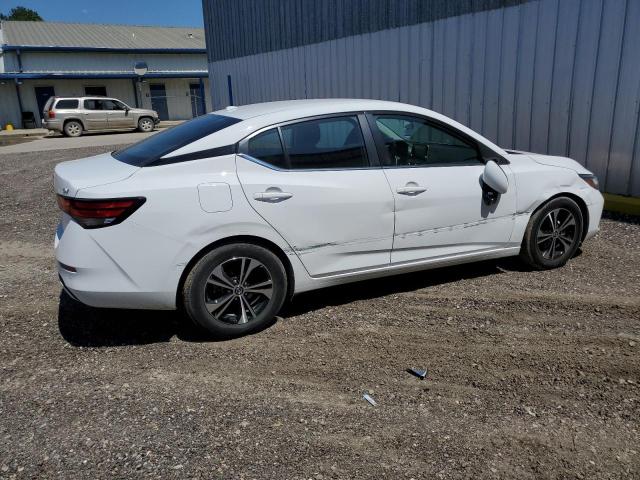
(182, 244), (287, 337)
(520, 196), (584, 270)
(535, 208), (578, 261)
(138, 117), (154, 132)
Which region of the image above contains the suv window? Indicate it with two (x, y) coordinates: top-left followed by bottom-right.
(84, 99), (103, 110)
(113, 114), (241, 167)
(373, 114), (481, 167)
(280, 116), (368, 170)
(247, 128), (287, 169)
(102, 100), (126, 110)
(55, 99), (79, 109)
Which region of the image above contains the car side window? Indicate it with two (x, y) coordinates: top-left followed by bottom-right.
(84, 99), (102, 110)
(55, 99), (79, 109)
(246, 128), (287, 169)
(102, 100), (121, 110)
(373, 114), (481, 167)
(281, 116), (368, 170)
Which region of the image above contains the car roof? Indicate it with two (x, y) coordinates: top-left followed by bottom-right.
(216, 98), (417, 121)
(167, 98), (507, 159)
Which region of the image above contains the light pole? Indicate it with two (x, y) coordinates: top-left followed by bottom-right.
(133, 61), (148, 108)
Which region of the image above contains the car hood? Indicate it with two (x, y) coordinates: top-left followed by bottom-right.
(54, 152), (140, 197)
(507, 150), (591, 174)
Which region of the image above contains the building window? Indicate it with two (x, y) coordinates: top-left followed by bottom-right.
(84, 86), (107, 96)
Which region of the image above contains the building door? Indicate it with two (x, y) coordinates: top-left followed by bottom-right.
(149, 84), (169, 120)
(34, 86), (55, 123)
(189, 83), (203, 118)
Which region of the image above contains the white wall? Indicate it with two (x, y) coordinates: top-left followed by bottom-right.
(17, 78), (137, 126)
(19, 51), (207, 74)
(11, 77), (211, 126)
(139, 78), (210, 120)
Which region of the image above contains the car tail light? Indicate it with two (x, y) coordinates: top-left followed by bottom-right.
(56, 195), (145, 229)
(48, 109), (55, 119)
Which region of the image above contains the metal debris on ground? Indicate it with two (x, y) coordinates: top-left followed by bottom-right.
(362, 393), (377, 406)
(407, 368), (427, 379)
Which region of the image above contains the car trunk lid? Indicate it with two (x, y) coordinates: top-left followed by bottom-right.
(54, 152), (140, 197)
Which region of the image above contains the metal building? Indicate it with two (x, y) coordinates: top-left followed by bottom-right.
(0, 21), (210, 127)
(203, 0), (640, 197)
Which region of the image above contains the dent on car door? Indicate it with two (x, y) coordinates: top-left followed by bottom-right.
(235, 114), (395, 277)
(368, 113), (517, 264)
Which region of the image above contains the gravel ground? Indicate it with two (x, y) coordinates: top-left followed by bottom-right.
(0, 146), (638, 479)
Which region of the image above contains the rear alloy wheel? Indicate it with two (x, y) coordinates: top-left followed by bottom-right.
(138, 117), (154, 132)
(182, 244), (287, 337)
(520, 197), (584, 269)
(64, 120), (83, 137)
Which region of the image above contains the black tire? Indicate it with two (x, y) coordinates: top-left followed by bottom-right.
(137, 117), (155, 132)
(520, 196), (584, 270)
(63, 120), (83, 137)
(182, 243), (287, 338)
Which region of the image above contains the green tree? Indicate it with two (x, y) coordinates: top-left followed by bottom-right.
(0, 6), (43, 21)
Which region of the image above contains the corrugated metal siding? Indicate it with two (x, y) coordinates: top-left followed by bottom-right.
(207, 0), (640, 196)
(203, 0), (533, 62)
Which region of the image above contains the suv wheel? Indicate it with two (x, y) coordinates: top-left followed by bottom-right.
(182, 244), (287, 338)
(138, 117), (154, 132)
(520, 196), (584, 270)
(63, 120), (83, 137)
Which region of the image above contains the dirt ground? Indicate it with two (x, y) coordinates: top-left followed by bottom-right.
(0, 145), (638, 479)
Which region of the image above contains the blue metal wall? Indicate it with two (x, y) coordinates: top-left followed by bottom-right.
(205, 0), (640, 196)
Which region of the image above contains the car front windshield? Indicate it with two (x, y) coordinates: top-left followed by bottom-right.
(112, 114), (241, 167)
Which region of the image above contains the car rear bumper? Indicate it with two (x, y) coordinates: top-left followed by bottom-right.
(42, 119), (63, 132)
(55, 219), (178, 310)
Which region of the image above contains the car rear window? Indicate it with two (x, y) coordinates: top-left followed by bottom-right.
(55, 99), (79, 109)
(112, 114), (241, 167)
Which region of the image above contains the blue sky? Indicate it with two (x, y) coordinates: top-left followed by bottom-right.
(1, 0), (204, 27)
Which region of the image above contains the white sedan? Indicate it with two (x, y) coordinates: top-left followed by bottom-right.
(54, 99), (604, 337)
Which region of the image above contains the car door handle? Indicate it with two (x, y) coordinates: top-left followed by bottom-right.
(396, 185), (427, 196)
(253, 191), (293, 202)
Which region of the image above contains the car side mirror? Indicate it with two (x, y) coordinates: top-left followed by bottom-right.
(481, 160), (508, 205)
(482, 160), (508, 194)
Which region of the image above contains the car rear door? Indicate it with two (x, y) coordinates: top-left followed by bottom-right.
(236, 114), (395, 277)
(82, 99), (108, 130)
(368, 113), (517, 264)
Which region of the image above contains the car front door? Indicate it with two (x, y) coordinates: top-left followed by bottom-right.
(236, 114), (395, 277)
(368, 113), (517, 264)
(103, 99), (135, 129)
(82, 99), (108, 130)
